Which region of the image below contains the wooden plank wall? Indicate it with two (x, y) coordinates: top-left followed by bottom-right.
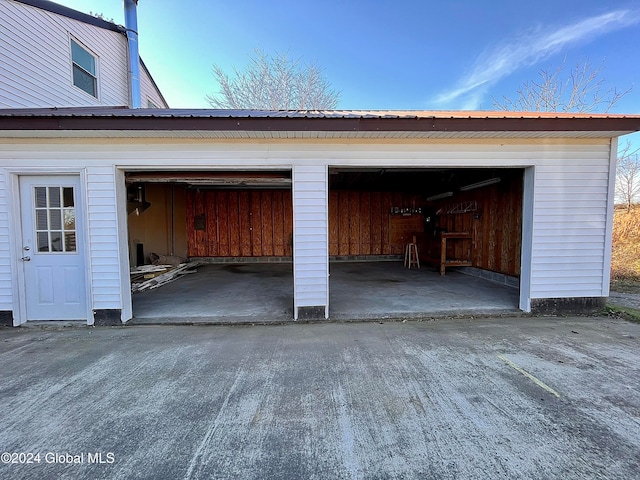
(186, 190), (293, 257)
(329, 191), (422, 255)
(435, 174), (523, 276)
(185, 184), (521, 276)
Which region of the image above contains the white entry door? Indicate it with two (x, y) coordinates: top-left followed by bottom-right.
(19, 176), (87, 320)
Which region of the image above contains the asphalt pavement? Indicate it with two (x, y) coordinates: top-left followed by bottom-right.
(1, 316), (639, 479)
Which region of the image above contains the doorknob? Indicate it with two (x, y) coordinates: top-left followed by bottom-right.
(21, 256), (31, 261)
(23, 246), (30, 251)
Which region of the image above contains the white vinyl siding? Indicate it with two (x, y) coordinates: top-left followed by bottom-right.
(0, 138), (618, 321)
(0, 0), (128, 107)
(141, 67), (168, 108)
(0, 170), (11, 311)
(529, 145), (612, 298)
(86, 167), (121, 312)
(292, 165), (328, 318)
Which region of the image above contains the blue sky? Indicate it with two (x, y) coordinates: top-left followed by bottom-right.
(55, 0), (640, 145)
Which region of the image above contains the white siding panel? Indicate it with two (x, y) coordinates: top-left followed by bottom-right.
(530, 143), (612, 299)
(88, 212), (118, 222)
(537, 165), (610, 174)
(534, 232), (606, 241)
(294, 241), (327, 251)
(141, 66), (168, 108)
(295, 212), (327, 222)
(293, 165), (328, 318)
(533, 287), (603, 296)
(91, 264), (119, 274)
(294, 183), (326, 192)
(293, 197), (328, 207)
(0, 169), (11, 310)
(296, 292), (326, 302)
(534, 262), (604, 271)
(532, 248), (605, 260)
(0, 0), (129, 107)
(86, 167), (121, 310)
(85, 196), (118, 206)
(295, 269), (325, 279)
(534, 209), (607, 217)
(295, 226), (327, 236)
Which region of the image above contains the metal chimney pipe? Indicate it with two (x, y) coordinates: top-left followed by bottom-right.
(124, 0), (141, 108)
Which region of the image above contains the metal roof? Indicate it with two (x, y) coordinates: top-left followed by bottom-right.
(1, 107), (639, 119)
(0, 107), (638, 139)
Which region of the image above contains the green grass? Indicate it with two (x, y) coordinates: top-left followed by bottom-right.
(603, 304), (640, 324)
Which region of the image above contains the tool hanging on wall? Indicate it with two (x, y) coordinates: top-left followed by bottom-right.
(446, 201), (477, 215)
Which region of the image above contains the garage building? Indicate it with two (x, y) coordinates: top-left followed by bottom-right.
(0, 109), (639, 325)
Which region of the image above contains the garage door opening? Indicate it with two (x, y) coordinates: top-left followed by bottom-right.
(124, 170), (294, 323)
(328, 167), (523, 319)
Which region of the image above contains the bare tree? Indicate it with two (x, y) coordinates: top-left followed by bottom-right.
(616, 141), (640, 212)
(493, 59), (630, 113)
(206, 50), (340, 110)
(496, 59), (638, 209)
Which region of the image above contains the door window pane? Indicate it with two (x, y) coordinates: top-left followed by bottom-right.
(37, 232), (49, 252)
(36, 210), (48, 230)
(63, 188), (74, 207)
(35, 187), (47, 208)
(50, 232), (63, 252)
(64, 233), (77, 252)
(48, 187), (60, 207)
(49, 209), (62, 230)
(64, 209), (75, 230)
(33, 186), (77, 253)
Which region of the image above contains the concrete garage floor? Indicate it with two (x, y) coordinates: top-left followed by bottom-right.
(1, 317), (639, 479)
(329, 261), (519, 320)
(132, 261), (519, 323)
(132, 263), (295, 323)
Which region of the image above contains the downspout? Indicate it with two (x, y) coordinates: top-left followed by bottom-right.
(124, 0), (141, 108)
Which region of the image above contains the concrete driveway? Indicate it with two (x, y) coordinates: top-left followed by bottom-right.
(0, 317), (639, 479)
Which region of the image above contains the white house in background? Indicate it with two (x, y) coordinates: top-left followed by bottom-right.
(0, 109), (639, 326)
(0, 0), (168, 109)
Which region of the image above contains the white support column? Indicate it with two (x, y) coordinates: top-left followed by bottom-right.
(519, 166), (535, 312)
(602, 137), (618, 297)
(115, 168), (132, 322)
(85, 166), (123, 325)
(292, 164), (329, 320)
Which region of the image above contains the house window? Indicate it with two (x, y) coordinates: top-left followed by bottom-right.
(71, 39), (97, 97)
(147, 99), (159, 108)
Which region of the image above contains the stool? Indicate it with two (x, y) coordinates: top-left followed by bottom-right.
(404, 236), (420, 269)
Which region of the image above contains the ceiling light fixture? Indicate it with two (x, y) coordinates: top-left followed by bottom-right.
(459, 177), (501, 191)
(127, 184), (151, 215)
(426, 191), (453, 201)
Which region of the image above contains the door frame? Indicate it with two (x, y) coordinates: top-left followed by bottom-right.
(7, 168), (92, 325)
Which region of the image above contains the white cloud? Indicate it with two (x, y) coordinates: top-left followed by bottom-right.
(434, 9), (640, 109)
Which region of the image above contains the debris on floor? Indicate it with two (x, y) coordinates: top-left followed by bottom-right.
(130, 261), (203, 293)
